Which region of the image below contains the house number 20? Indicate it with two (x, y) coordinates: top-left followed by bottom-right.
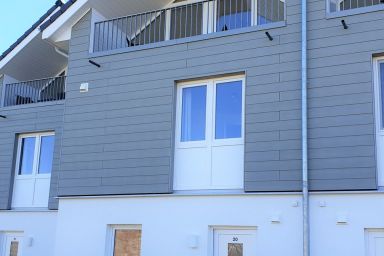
(232, 237), (238, 242)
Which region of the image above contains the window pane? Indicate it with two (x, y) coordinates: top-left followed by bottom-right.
(215, 81), (242, 139)
(257, 0), (285, 25)
(381, 63), (384, 128)
(170, 3), (203, 40)
(114, 229), (141, 256)
(19, 137), (36, 175)
(38, 136), (55, 174)
(181, 85), (207, 142)
(217, 0), (252, 31)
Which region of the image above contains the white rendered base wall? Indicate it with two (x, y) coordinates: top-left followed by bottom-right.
(0, 211), (57, 256)
(1, 193), (383, 256)
(310, 193), (384, 256)
(53, 192), (384, 256)
(54, 194), (303, 256)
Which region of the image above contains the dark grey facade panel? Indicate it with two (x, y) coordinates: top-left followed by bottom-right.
(2, 0), (383, 201)
(306, 0), (384, 190)
(60, 0), (382, 195)
(0, 103), (64, 210)
(56, 4), (305, 196)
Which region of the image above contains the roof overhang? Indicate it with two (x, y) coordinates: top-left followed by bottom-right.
(0, 3), (69, 81)
(42, 0), (90, 43)
(41, 0), (175, 44)
(0, 0), (175, 80)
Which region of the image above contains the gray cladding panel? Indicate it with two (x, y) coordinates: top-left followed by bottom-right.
(0, 103), (64, 210)
(60, 0), (382, 195)
(59, 5), (303, 196)
(306, 0), (383, 190)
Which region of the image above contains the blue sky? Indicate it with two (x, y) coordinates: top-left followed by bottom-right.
(0, 0), (58, 54)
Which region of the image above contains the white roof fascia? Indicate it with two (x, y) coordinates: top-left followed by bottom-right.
(42, 0), (90, 43)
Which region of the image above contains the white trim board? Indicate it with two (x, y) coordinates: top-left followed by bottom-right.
(373, 56), (384, 187)
(42, 0), (90, 43)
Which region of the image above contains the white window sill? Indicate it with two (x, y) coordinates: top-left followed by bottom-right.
(0, 208), (57, 213)
(326, 4), (384, 19)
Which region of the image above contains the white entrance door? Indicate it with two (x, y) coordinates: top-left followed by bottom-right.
(214, 229), (257, 256)
(366, 230), (384, 256)
(1, 233), (23, 256)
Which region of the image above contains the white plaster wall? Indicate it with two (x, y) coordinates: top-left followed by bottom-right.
(310, 193), (384, 256)
(53, 192), (384, 256)
(0, 211), (57, 256)
(54, 194), (303, 256)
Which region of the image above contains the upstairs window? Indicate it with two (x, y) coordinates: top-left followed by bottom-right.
(374, 57), (384, 188)
(328, 0), (384, 12)
(174, 76), (245, 190)
(12, 132), (55, 208)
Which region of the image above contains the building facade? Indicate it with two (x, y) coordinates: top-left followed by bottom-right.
(0, 0), (384, 255)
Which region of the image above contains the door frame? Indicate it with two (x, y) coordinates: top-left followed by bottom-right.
(365, 228), (384, 256)
(373, 56), (384, 187)
(1, 232), (23, 256)
(12, 131), (55, 208)
(209, 226), (257, 256)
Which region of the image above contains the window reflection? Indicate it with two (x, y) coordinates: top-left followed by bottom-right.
(19, 137), (36, 175)
(215, 81), (242, 139)
(181, 85), (207, 142)
(38, 136), (55, 174)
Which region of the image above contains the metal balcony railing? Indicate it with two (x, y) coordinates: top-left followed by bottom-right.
(93, 0), (286, 52)
(329, 0), (384, 12)
(2, 76), (66, 107)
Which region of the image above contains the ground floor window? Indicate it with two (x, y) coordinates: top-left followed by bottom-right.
(107, 225), (142, 256)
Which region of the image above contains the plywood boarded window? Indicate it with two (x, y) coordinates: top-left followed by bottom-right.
(10, 241), (19, 256)
(113, 229), (141, 256)
(228, 243), (243, 256)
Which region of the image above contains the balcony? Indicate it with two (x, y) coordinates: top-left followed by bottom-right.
(93, 0), (286, 53)
(328, 0), (384, 13)
(2, 76), (66, 107)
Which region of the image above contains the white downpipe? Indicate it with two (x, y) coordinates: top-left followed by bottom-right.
(301, 0), (309, 254)
(54, 47), (69, 58)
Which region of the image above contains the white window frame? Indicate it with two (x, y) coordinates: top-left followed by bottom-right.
(174, 75), (245, 190)
(175, 75), (245, 148)
(12, 131), (55, 208)
(15, 132), (55, 178)
(373, 56), (384, 187)
(105, 225), (142, 256)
